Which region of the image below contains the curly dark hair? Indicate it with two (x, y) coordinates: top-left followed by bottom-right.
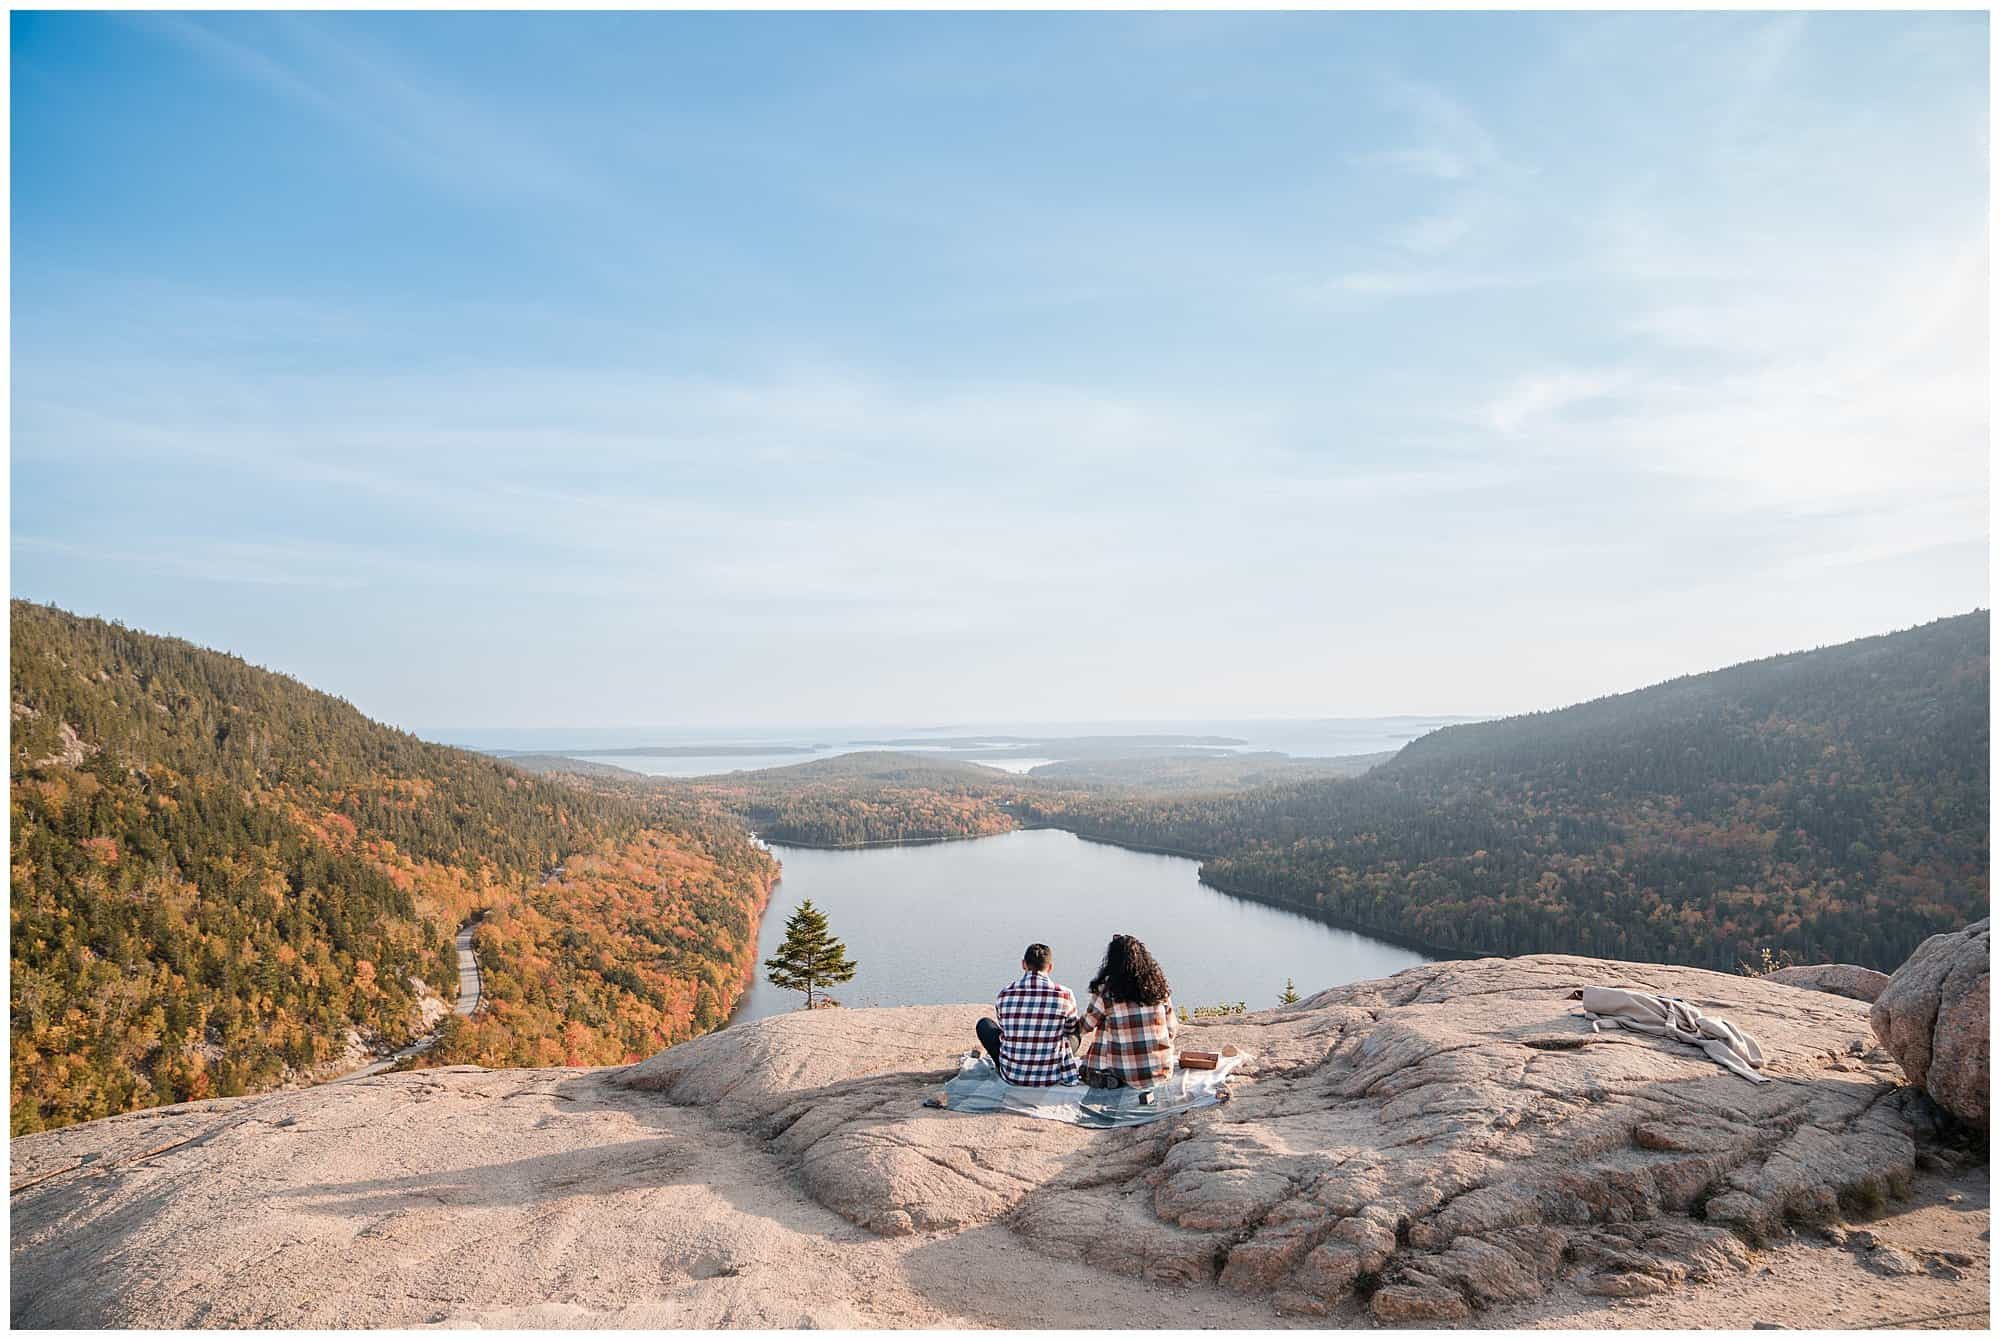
(1088, 933), (1172, 1006)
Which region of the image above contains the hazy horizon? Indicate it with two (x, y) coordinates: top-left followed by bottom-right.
(14, 594), (1981, 746)
(424, 710), (1487, 737)
(12, 12), (1988, 731)
(421, 712), (1495, 758)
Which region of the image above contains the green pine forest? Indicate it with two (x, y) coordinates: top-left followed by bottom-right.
(1013, 612), (1990, 971)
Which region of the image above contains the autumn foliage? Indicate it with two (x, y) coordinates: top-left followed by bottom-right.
(9, 603), (772, 1132)
(430, 801), (774, 1068)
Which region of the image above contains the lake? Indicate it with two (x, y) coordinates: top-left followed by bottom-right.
(731, 827), (1429, 1023)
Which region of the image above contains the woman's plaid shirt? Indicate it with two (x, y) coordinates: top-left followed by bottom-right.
(993, 971), (1081, 1086)
(1082, 993), (1179, 1085)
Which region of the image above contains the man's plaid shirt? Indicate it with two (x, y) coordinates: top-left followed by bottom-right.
(1081, 994), (1179, 1085)
(993, 971), (1081, 1086)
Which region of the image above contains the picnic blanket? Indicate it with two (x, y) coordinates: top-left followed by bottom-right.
(934, 1052), (1245, 1127)
(1579, 985), (1769, 1083)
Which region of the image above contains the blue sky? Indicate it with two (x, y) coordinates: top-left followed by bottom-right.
(11, 11), (1989, 731)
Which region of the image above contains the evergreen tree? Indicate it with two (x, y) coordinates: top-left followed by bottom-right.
(1278, 978), (1301, 1005)
(763, 899), (857, 1009)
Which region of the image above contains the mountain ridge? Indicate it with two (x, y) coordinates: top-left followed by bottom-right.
(1013, 611), (1990, 971)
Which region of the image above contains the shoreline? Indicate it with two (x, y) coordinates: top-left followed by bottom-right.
(1018, 821), (1212, 862)
(722, 829), (1007, 1027)
(1016, 812), (1472, 960)
(1045, 823), (1481, 961)
(724, 866), (781, 1028)
(756, 829), (1010, 852)
(726, 821), (1473, 1027)
(1192, 873), (1484, 963)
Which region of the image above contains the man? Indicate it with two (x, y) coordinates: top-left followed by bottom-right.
(976, 942), (1081, 1086)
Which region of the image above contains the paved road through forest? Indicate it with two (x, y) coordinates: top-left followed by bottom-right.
(339, 919), (480, 1081)
(453, 920), (482, 1016)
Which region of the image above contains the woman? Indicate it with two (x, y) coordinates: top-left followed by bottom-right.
(1077, 933), (1179, 1088)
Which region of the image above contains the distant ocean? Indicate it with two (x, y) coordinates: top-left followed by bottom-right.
(427, 715), (1492, 778)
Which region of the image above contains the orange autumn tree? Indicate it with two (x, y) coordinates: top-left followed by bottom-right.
(10, 601), (773, 1132)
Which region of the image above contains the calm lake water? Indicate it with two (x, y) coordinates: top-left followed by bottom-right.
(732, 827), (1429, 1023)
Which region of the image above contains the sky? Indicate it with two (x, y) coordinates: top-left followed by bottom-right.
(10, 11), (1990, 733)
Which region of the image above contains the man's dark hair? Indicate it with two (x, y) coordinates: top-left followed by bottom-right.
(1022, 943), (1052, 972)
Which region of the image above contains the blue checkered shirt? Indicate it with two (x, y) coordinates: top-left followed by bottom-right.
(993, 971), (1081, 1086)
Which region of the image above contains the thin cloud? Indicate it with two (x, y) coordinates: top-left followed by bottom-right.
(1377, 74), (1507, 178)
(1324, 269), (1542, 297)
(1478, 371), (1631, 437)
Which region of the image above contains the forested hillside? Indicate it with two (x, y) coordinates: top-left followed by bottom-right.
(429, 784), (774, 1067)
(693, 752), (1019, 846)
(9, 603), (772, 1132)
(1025, 750), (1391, 791)
(1015, 614), (1989, 971)
(687, 748), (1383, 845)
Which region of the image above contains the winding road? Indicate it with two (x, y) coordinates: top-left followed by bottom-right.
(338, 918), (480, 1082)
(452, 920), (482, 1016)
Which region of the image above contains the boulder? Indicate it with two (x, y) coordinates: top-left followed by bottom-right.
(1765, 964), (1890, 1003)
(1870, 920), (1990, 1128)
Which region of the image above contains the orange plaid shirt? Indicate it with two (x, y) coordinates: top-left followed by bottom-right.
(1081, 992), (1178, 1085)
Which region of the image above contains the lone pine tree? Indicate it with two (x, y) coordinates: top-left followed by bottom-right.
(763, 898), (858, 1009)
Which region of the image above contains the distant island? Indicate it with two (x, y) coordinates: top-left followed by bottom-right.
(850, 733), (1249, 748)
(490, 744), (817, 758)
(1023, 750), (1394, 789)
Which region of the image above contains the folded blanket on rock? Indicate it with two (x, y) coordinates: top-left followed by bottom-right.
(934, 1052), (1244, 1127)
(1579, 985), (1769, 1083)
